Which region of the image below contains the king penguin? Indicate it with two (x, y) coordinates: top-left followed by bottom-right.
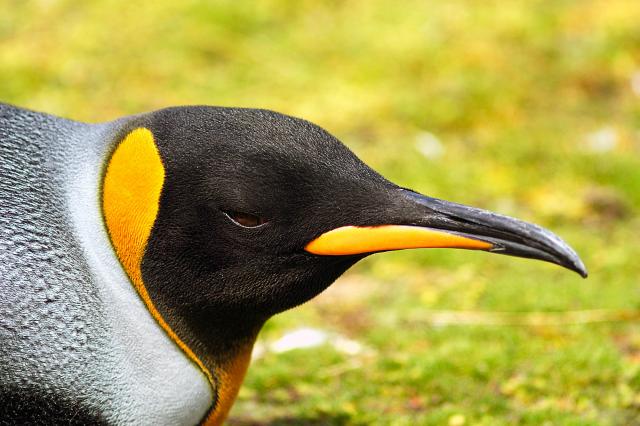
(0, 103), (586, 425)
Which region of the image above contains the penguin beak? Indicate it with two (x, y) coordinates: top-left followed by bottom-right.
(305, 189), (587, 278)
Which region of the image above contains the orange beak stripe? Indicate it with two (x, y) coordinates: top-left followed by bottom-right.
(305, 225), (493, 256)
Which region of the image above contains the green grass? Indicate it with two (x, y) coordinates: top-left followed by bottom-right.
(2, 0), (640, 424)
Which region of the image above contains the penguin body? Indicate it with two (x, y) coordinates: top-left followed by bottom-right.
(0, 104), (210, 424)
(0, 103), (586, 425)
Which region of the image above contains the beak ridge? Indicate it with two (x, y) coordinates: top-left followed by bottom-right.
(404, 191), (587, 278)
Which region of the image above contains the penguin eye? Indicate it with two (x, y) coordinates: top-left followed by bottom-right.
(223, 210), (266, 228)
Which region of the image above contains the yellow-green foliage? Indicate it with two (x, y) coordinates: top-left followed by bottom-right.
(2, 1), (639, 424)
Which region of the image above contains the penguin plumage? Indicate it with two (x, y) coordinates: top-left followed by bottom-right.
(0, 104), (211, 425)
(0, 103), (586, 425)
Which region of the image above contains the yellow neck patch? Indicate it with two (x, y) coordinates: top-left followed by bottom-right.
(205, 343), (255, 425)
(103, 128), (254, 425)
(102, 128), (217, 410)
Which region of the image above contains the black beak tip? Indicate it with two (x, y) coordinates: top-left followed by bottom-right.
(555, 242), (588, 278)
(553, 243), (587, 278)
(569, 258), (588, 279)
(543, 241), (587, 278)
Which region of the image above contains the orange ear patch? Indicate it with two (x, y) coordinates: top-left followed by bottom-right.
(102, 127), (216, 401)
(103, 128), (165, 280)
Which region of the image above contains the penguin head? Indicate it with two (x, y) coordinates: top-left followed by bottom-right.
(104, 106), (586, 342)
(136, 107), (397, 320)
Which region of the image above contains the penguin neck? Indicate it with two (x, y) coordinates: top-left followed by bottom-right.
(200, 323), (261, 426)
(205, 344), (254, 425)
(160, 307), (265, 426)
(173, 306), (265, 374)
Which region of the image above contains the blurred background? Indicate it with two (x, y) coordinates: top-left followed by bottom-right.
(2, 0), (639, 424)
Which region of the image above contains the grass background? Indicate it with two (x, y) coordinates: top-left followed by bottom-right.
(2, 0), (640, 424)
